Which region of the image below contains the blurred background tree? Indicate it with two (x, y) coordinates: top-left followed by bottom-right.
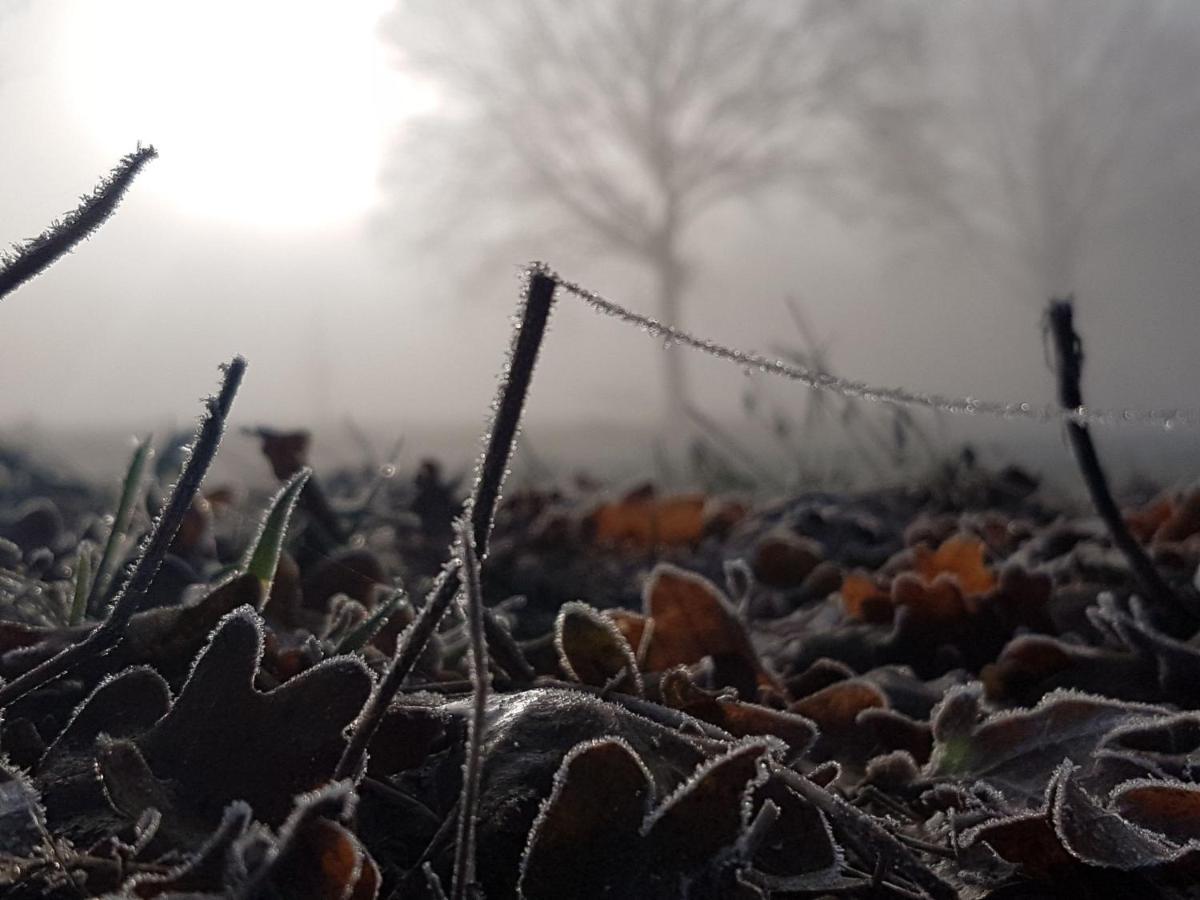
(377, 0), (946, 426)
(935, 0), (1200, 303)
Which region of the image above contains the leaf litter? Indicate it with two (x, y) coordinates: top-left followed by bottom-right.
(5, 257), (1200, 896)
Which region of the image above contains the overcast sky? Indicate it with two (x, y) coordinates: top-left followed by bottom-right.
(3, 1), (1200, 482)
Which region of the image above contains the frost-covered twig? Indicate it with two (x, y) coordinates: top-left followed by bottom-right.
(336, 267), (556, 781)
(0, 146), (157, 301)
(0, 357), (245, 710)
(1046, 300), (1193, 618)
(451, 518), (489, 900)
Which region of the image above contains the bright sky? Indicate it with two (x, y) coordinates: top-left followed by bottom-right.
(3, 0), (1200, 485)
(51, 0), (434, 230)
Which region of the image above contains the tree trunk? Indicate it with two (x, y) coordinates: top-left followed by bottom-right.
(654, 252), (690, 431)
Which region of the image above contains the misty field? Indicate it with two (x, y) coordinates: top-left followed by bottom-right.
(5, 151), (1200, 900)
(7, 2), (1200, 897)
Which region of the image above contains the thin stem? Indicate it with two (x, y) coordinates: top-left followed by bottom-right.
(771, 763), (958, 900)
(0, 357), (246, 710)
(0, 146), (158, 302)
(451, 520), (489, 900)
(335, 268), (556, 781)
(1045, 299), (1191, 617)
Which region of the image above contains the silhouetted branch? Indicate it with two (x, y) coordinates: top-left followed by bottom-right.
(0, 357), (246, 709)
(0, 146), (158, 302)
(1045, 299), (1191, 618)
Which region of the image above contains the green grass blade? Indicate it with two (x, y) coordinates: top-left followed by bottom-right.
(335, 586), (406, 654)
(68, 543), (93, 626)
(87, 435), (153, 615)
(241, 467), (311, 604)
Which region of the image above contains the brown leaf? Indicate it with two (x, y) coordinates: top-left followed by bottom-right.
(1125, 494), (1175, 544)
(660, 669), (816, 753)
(1112, 779), (1200, 845)
(891, 572), (967, 624)
(518, 738), (651, 900)
(642, 738), (774, 871)
(254, 428), (311, 481)
(839, 572), (892, 624)
(790, 680), (887, 735)
(587, 493), (706, 548)
(913, 533), (996, 596)
(640, 563), (780, 697)
(751, 531), (823, 589)
(555, 601), (642, 696)
(1155, 489), (1200, 543)
(927, 688), (1168, 804)
(1051, 762), (1190, 870)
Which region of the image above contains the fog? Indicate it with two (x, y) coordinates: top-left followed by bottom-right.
(3, 0), (1200, 488)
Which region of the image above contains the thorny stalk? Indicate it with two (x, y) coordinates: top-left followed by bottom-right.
(0, 358), (246, 710)
(1045, 299), (1195, 619)
(451, 519), (489, 900)
(0, 146), (158, 302)
(335, 267), (557, 781)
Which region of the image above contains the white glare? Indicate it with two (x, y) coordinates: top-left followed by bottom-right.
(54, 0), (436, 230)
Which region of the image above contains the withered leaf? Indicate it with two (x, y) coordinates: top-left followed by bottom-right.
(36, 666), (171, 846)
(123, 801), (253, 898)
(913, 533), (996, 596)
(739, 776), (843, 892)
(839, 571), (892, 624)
(791, 680), (887, 735)
(660, 668), (816, 754)
(1111, 779), (1200, 845)
(134, 606), (372, 827)
(554, 601), (642, 696)
(640, 563), (780, 697)
(751, 531), (823, 589)
(926, 688), (1167, 804)
(641, 738), (776, 873)
(518, 738), (652, 900)
(1050, 762), (1191, 870)
(891, 571), (967, 624)
(254, 428), (311, 481)
(587, 492), (706, 548)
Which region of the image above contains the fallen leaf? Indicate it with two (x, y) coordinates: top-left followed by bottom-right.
(518, 738), (651, 900)
(927, 688), (1167, 804)
(640, 563), (780, 697)
(913, 533), (996, 596)
(555, 601), (642, 696)
(587, 493), (706, 548)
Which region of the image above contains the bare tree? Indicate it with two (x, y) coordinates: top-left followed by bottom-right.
(937, 0), (1200, 302)
(377, 0), (941, 424)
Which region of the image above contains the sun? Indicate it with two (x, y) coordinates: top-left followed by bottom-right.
(54, 0), (435, 231)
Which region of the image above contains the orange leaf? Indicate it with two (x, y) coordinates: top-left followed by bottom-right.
(839, 572), (892, 623)
(641, 564), (780, 696)
(892, 572), (967, 623)
(588, 494), (706, 548)
(913, 533), (995, 596)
